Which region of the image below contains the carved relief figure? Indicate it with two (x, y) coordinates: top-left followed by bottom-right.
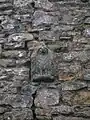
(31, 41), (55, 82)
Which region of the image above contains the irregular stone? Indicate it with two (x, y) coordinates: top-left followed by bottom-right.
(51, 105), (73, 115)
(0, 3), (13, 11)
(1, 94), (33, 108)
(0, 38), (7, 44)
(53, 116), (90, 120)
(62, 90), (90, 105)
(59, 36), (73, 41)
(32, 10), (59, 26)
(74, 105), (90, 117)
(0, 0), (13, 3)
(14, 0), (33, 7)
(63, 52), (75, 62)
(31, 41), (55, 82)
(62, 91), (75, 105)
(8, 33), (34, 42)
(15, 59), (30, 66)
(7, 67), (29, 81)
(0, 9), (12, 15)
(84, 74), (90, 80)
(35, 0), (53, 10)
(77, 51), (88, 63)
(0, 116), (3, 120)
(0, 44), (2, 56)
(13, 14), (32, 22)
(84, 69), (90, 81)
(4, 108), (33, 120)
(0, 105), (12, 114)
(62, 51), (88, 63)
(35, 88), (60, 108)
(0, 59), (16, 67)
(35, 108), (52, 120)
(4, 42), (25, 49)
(58, 63), (82, 81)
(83, 27), (90, 37)
(21, 84), (38, 95)
(0, 82), (17, 94)
(2, 50), (27, 59)
(0, 68), (10, 81)
(61, 81), (87, 90)
(87, 82), (90, 90)
(1, 17), (15, 32)
(84, 17), (90, 24)
(47, 41), (68, 53)
(39, 30), (59, 41)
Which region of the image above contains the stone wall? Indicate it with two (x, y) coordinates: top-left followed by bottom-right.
(0, 0), (90, 120)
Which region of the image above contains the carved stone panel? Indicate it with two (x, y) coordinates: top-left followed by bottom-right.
(31, 41), (55, 82)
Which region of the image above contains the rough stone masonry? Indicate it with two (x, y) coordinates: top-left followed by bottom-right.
(0, 0), (90, 120)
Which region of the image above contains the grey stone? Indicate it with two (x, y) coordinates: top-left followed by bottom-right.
(1, 94), (33, 108)
(8, 33), (34, 42)
(0, 44), (2, 56)
(0, 0), (12, 3)
(13, 14), (32, 22)
(4, 42), (25, 49)
(2, 50), (27, 59)
(47, 41), (68, 53)
(35, 0), (53, 10)
(14, 0), (33, 7)
(53, 116), (90, 120)
(62, 91), (74, 105)
(32, 10), (59, 26)
(62, 51), (88, 63)
(7, 67), (29, 81)
(4, 108), (33, 120)
(63, 52), (76, 62)
(39, 30), (58, 41)
(73, 105), (90, 117)
(0, 3), (13, 11)
(0, 68), (10, 81)
(35, 108), (52, 120)
(84, 17), (90, 24)
(15, 58), (30, 66)
(61, 81), (87, 90)
(83, 28), (90, 37)
(0, 81), (17, 94)
(35, 88), (60, 108)
(84, 74), (90, 80)
(0, 59), (16, 67)
(51, 105), (73, 115)
(77, 51), (88, 63)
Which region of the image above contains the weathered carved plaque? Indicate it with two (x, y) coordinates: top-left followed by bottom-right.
(31, 41), (55, 82)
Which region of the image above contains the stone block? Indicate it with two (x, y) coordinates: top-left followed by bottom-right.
(35, 88), (60, 108)
(62, 90), (90, 105)
(61, 80), (87, 90)
(4, 108), (33, 120)
(2, 50), (27, 59)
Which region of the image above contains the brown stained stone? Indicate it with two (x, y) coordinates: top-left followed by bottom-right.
(73, 91), (90, 105)
(62, 90), (90, 105)
(59, 71), (83, 81)
(35, 108), (52, 120)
